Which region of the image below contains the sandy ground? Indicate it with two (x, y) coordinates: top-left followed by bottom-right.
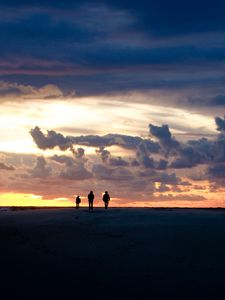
(1, 207), (225, 299)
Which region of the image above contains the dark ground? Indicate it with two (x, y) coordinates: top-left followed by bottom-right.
(1, 207), (225, 299)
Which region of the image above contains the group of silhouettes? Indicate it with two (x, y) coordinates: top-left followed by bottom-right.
(75, 191), (110, 211)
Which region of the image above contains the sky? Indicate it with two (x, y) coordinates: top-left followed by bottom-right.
(1, 0), (225, 207)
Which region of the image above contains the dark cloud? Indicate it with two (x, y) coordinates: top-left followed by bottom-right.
(30, 126), (159, 151)
(157, 159), (168, 170)
(136, 142), (155, 168)
(215, 116), (225, 132)
(0, 1), (225, 100)
(208, 164), (225, 178)
(138, 168), (182, 185)
(152, 172), (181, 185)
(50, 154), (74, 166)
(170, 138), (214, 168)
(0, 162), (15, 170)
(96, 147), (111, 162)
(30, 117), (225, 175)
(74, 148), (85, 159)
(30, 126), (72, 150)
(149, 124), (179, 154)
(187, 95), (225, 107)
(109, 157), (129, 167)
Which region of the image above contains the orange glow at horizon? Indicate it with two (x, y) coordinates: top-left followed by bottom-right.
(0, 193), (74, 207)
(0, 192), (225, 208)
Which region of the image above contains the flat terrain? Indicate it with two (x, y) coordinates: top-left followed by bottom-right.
(1, 207), (225, 299)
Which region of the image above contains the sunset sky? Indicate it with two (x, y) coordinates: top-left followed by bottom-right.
(1, 0), (225, 207)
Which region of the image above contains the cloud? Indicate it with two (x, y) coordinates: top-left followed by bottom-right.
(30, 126), (159, 151)
(0, 81), (70, 101)
(138, 168), (183, 185)
(50, 153), (91, 180)
(215, 115), (225, 132)
(60, 163), (93, 180)
(1, 1), (225, 100)
(96, 147), (111, 162)
(109, 157), (129, 167)
(149, 124), (179, 154)
(208, 164), (225, 178)
(152, 194), (206, 202)
(187, 95), (225, 107)
(157, 159), (168, 170)
(136, 142), (155, 168)
(170, 138), (214, 168)
(28, 156), (51, 178)
(156, 183), (170, 193)
(92, 164), (112, 180)
(30, 126), (72, 150)
(0, 162), (15, 170)
(92, 164), (133, 181)
(135, 142), (167, 169)
(29, 117), (225, 174)
(26, 115), (225, 202)
(74, 147), (85, 159)
(152, 172), (181, 185)
(50, 154), (74, 166)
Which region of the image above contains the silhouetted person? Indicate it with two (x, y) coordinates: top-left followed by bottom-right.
(88, 191), (94, 211)
(103, 191), (110, 209)
(76, 195), (81, 209)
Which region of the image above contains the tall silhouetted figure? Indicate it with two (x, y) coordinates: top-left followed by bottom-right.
(103, 191), (110, 209)
(88, 191), (94, 211)
(76, 195), (81, 209)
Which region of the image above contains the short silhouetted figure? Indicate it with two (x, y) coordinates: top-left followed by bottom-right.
(76, 196), (81, 209)
(103, 191), (110, 209)
(88, 191), (94, 211)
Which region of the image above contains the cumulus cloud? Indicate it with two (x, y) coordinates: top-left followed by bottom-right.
(96, 147), (111, 162)
(27, 115), (225, 199)
(136, 142), (155, 168)
(170, 138), (214, 168)
(28, 156), (51, 178)
(50, 153), (92, 180)
(74, 147), (85, 159)
(30, 126), (72, 150)
(30, 126), (160, 154)
(30, 116), (225, 175)
(215, 116), (225, 132)
(50, 154), (74, 166)
(149, 124), (179, 154)
(60, 163), (93, 180)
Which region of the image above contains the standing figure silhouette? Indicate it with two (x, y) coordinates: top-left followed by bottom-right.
(103, 191), (110, 209)
(88, 191), (94, 211)
(75, 195), (81, 209)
